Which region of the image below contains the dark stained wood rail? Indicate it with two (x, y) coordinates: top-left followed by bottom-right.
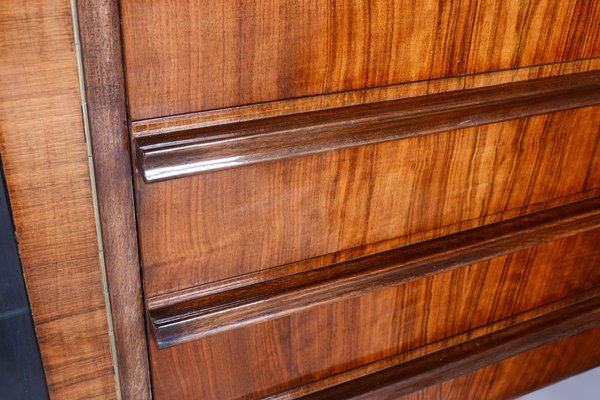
(294, 295), (600, 400)
(76, 1), (152, 397)
(148, 197), (600, 348)
(135, 72), (600, 183)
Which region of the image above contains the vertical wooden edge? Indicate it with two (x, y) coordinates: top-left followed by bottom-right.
(75, 1), (152, 399)
(1, 0), (122, 397)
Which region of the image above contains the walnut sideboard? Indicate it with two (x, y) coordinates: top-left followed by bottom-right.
(1, 1), (599, 399)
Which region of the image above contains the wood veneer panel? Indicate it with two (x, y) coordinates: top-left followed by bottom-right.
(75, 1), (151, 398)
(148, 229), (600, 400)
(138, 106), (600, 295)
(149, 197), (600, 348)
(120, 0), (600, 119)
(0, 1), (117, 398)
(262, 290), (600, 399)
(130, 59), (600, 136)
(399, 327), (600, 400)
(135, 72), (600, 182)
(299, 297), (600, 399)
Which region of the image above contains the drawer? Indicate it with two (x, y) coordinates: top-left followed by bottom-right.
(146, 223), (600, 400)
(134, 97), (600, 297)
(120, 0), (600, 119)
(136, 77), (600, 396)
(15, 1), (598, 399)
(320, 324), (600, 400)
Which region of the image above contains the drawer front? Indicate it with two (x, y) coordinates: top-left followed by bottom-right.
(361, 325), (600, 400)
(147, 228), (600, 400)
(136, 106), (600, 296)
(120, 0), (600, 119)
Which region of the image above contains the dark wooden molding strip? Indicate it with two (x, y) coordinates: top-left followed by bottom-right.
(135, 72), (600, 183)
(294, 295), (600, 400)
(76, 1), (152, 398)
(149, 197), (600, 349)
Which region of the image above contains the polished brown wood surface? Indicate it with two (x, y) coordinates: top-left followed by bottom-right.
(135, 72), (600, 182)
(266, 290), (600, 399)
(76, 1), (151, 398)
(148, 229), (600, 399)
(120, 1), (600, 398)
(149, 198), (600, 348)
(299, 296), (600, 399)
(0, 1), (118, 398)
(120, 0), (600, 119)
(4, 1), (598, 399)
(398, 326), (600, 400)
(131, 59), (600, 136)
(124, 0), (600, 397)
(137, 106), (600, 296)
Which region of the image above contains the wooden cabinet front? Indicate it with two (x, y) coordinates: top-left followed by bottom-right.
(147, 228), (600, 399)
(7, 1), (600, 399)
(115, 0), (600, 398)
(135, 104), (600, 297)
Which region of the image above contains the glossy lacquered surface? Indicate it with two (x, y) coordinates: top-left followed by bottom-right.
(130, 59), (600, 136)
(134, 73), (600, 182)
(120, 0), (600, 118)
(299, 296), (600, 400)
(387, 325), (600, 400)
(390, 328), (600, 400)
(149, 198), (600, 348)
(5, 0), (599, 398)
(136, 106), (600, 297)
(148, 228), (600, 399)
(119, 2), (600, 399)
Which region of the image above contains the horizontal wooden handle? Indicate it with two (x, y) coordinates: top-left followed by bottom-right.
(134, 72), (600, 183)
(148, 197), (600, 348)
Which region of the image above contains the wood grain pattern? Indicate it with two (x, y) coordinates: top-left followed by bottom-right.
(149, 197), (600, 348)
(0, 1), (118, 398)
(135, 72), (600, 182)
(137, 106), (600, 296)
(144, 189), (600, 311)
(148, 229), (600, 399)
(262, 289), (600, 399)
(130, 59), (600, 137)
(120, 0), (600, 119)
(299, 297), (600, 399)
(75, 1), (151, 399)
(398, 326), (600, 400)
